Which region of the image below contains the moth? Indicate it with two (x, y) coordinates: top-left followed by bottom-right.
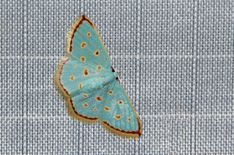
(54, 15), (142, 138)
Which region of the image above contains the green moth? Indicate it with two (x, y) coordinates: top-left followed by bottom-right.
(54, 15), (142, 138)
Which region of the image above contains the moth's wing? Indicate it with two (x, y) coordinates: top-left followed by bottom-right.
(99, 80), (142, 138)
(55, 15), (114, 122)
(58, 15), (113, 98)
(54, 15), (142, 137)
(67, 15), (112, 70)
(59, 57), (110, 96)
(71, 80), (110, 121)
(56, 56), (111, 122)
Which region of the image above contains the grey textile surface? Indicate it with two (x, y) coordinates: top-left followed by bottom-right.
(0, 0), (233, 154)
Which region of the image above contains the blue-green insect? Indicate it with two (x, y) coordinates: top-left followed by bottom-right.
(55, 15), (142, 138)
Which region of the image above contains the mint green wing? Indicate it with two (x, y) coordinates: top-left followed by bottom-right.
(60, 57), (142, 136)
(56, 16), (142, 137)
(100, 80), (142, 135)
(60, 56), (113, 119)
(68, 16), (112, 69)
(71, 82), (110, 119)
(59, 16), (113, 119)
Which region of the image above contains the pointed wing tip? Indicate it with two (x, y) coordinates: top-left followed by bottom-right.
(81, 15), (94, 27)
(80, 15), (92, 22)
(81, 14), (88, 20)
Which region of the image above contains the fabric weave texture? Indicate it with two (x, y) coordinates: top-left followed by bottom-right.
(0, 0), (233, 154)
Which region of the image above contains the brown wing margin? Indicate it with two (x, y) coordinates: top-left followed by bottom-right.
(54, 15), (142, 138)
(54, 57), (99, 123)
(67, 15), (94, 53)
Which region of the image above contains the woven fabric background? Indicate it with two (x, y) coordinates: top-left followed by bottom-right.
(0, 0), (233, 154)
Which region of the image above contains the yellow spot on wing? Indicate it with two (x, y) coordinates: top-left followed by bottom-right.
(83, 93), (88, 98)
(108, 90), (113, 95)
(93, 107), (97, 112)
(94, 50), (100, 56)
(70, 75), (75, 81)
(127, 117), (131, 123)
(81, 42), (87, 49)
(83, 102), (89, 108)
(104, 106), (111, 111)
(96, 96), (103, 101)
(83, 68), (89, 76)
(80, 56), (86, 62)
(117, 100), (124, 105)
(78, 83), (83, 89)
(115, 114), (121, 120)
(97, 65), (102, 72)
(87, 32), (91, 38)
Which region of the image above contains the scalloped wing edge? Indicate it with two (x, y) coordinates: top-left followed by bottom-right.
(54, 56), (98, 123)
(54, 15), (142, 138)
(54, 56), (142, 138)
